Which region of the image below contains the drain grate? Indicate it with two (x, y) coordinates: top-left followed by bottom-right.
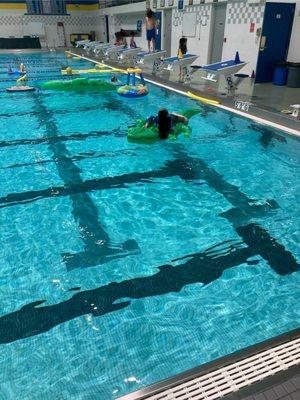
(135, 337), (300, 400)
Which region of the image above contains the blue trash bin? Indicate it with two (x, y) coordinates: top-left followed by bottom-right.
(273, 62), (288, 86)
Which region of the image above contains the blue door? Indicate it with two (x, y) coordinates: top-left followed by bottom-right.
(256, 2), (295, 83)
(154, 11), (162, 51)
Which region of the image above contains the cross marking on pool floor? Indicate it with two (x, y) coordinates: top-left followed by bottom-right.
(0, 220), (298, 344)
(31, 93), (140, 269)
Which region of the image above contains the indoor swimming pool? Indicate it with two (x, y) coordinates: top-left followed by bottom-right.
(0, 52), (299, 399)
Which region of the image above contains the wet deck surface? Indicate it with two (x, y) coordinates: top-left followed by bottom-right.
(227, 367), (300, 400)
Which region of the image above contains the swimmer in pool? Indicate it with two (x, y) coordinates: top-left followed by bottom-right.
(19, 63), (26, 73)
(144, 108), (188, 139)
(110, 75), (122, 86)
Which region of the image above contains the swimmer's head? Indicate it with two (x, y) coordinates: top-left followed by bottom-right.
(158, 109), (171, 139)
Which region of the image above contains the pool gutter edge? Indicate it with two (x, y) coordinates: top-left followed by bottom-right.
(116, 327), (300, 400)
(68, 50), (300, 138)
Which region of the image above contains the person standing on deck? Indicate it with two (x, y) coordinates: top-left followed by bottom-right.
(145, 9), (156, 52)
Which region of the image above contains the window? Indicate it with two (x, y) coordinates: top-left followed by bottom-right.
(26, 0), (67, 15)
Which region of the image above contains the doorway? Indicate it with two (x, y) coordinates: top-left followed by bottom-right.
(255, 2), (295, 83)
(210, 3), (226, 63)
(57, 22), (66, 48)
(163, 9), (172, 56)
(154, 11), (162, 51)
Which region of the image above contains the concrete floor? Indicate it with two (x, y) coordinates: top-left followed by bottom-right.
(227, 367), (300, 400)
(145, 64), (300, 117)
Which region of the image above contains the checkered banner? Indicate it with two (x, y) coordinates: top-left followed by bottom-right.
(0, 14), (99, 26)
(173, 4), (211, 26)
(227, 1), (264, 24)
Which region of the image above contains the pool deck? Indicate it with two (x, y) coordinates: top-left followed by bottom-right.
(231, 368), (300, 400)
(70, 48), (300, 138)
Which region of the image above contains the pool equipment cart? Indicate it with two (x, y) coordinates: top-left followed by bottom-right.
(117, 68), (148, 98)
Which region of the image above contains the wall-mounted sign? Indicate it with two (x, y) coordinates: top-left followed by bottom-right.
(234, 100), (251, 112)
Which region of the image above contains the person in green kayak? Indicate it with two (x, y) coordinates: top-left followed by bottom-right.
(144, 108), (188, 139)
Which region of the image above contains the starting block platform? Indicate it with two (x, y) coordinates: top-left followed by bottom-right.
(155, 54), (198, 82)
(135, 50), (166, 73)
(191, 53), (248, 92)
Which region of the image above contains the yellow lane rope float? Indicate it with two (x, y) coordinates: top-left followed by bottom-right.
(16, 74), (27, 82)
(187, 91), (220, 106)
(96, 63), (107, 68)
(127, 68), (142, 74)
(61, 68), (125, 75)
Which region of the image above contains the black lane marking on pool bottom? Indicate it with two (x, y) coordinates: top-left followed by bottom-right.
(0, 129), (126, 149)
(30, 93), (140, 269)
(0, 148), (297, 275)
(1, 149), (140, 170)
(0, 223), (298, 344)
(0, 152), (278, 219)
(0, 103), (125, 119)
(249, 124), (288, 149)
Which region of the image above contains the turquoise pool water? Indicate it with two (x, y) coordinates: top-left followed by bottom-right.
(0, 52), (299, 399)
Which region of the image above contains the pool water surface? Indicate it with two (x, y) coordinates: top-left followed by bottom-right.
(0, 52), (299, 399)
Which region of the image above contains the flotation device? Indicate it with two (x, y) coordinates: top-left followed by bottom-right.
(17, 74), (27, 82)
(118, 68), (148, 98)
(118, 84), (148, 98)
(8, 69), (25, 76)
(127, 109), (200, 144)
(41, 77), (116, 92)
(187, 91), (220, 105)
(6, 86), (35, 93)
(61, 68), (124, 75)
